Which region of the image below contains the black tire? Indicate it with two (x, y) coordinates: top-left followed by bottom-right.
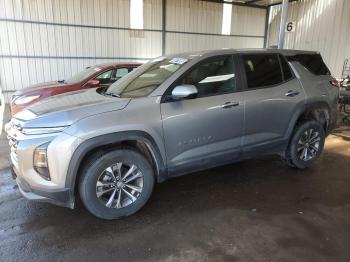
(285, 120), (325, 169)
(79, 149), (154, 220)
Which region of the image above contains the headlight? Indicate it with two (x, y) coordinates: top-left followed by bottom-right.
(14, 95), (40, 105)
(33, 143), (50, 180)
(22, 126), (67, 135)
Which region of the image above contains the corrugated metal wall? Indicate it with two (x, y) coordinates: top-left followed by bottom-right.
(268, 0), (350, 78)
(0, 0), (162, 102)
(165, 0), (265, 53)
(0, 0), (266, 102)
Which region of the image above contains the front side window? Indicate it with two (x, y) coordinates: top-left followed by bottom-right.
(243, 54), (283, 89)
(106, 58), (188, 98)
(95, 70), (113, 84)
(175, 55), (236, 98)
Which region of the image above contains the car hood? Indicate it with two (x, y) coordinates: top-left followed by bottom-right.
(13, 89), (131, 128)
(14, 81), (69, 96)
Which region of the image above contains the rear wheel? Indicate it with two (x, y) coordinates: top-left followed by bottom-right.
(79, 149), (154, 220)
(286, 120), (325, 169)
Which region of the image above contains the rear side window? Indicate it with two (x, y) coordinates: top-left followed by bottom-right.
(279, 55), (293, 81)
(242, 54), (282, 89)
(110, 67), (130, 83)
(116, 68), (129, 78)
(287, 54), (330, 75)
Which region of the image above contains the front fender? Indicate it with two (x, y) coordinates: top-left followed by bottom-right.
(65, 131), (168, 192)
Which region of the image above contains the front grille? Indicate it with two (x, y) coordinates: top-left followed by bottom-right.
(10, 120), (23, 132)
(7, 136), (18, 150)
(7, 133), (18, 162)
(5, 119), (23, 156)
(8, 132), (19, 166)
(5, 119), (25, 170)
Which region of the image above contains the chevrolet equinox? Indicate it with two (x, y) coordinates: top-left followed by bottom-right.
(6, 49), (338, 219)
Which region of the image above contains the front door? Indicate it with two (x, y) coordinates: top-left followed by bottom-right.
(161, 55), (244, 175)
(95, 69), (114, 89)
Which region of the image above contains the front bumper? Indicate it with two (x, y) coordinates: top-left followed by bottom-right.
(12, 166), (74, 208)
(6, 119), (82, 209)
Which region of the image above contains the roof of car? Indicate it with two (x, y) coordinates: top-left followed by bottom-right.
(165, 48), (319, 60)
(91, 62), (143, 69)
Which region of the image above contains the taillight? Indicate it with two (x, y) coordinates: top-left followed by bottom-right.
(330, 79), (340, 88)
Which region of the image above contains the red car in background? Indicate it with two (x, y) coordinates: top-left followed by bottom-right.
(10, 62), (141, 115)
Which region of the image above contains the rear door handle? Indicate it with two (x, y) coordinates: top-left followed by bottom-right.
(222, 101), (239, 109)
(285, 90), (300, 97)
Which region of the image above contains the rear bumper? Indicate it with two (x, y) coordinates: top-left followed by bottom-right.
(12, 167), (74, 209)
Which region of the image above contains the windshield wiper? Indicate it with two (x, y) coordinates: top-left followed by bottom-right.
(57, 79), (66, 84)
(104, 92), (120, 98)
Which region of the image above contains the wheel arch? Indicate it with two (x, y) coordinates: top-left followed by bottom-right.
(286, 101), (332, 140)
(65, 131), (168, 194)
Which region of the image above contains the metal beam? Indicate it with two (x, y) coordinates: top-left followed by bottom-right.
(199, 0), (266, 9)
(268, 0), (298, 8)
(263, 6), (271, 48)
(0, 18), (264, 39)
(0, 18), (162, 33)
(245, 0), (263, 4)
(277, 0), (289, 48)
(166, 30), (263, 38)
(162, 0), (166, 55)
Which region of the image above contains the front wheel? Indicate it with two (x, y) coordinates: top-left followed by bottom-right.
(286, 120), (326, 169)
(79, 149), (154, 220)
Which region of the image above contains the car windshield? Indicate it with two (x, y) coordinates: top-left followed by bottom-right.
(65, 67), (102, 84)
(105, 57), (188, 98)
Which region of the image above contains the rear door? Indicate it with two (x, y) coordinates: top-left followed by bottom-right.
(240, 53), (305, 153)
(287, 53), (338, 107)
(161, 55), (244, 175)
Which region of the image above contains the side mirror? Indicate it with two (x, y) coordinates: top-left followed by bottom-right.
(85, 79), (100, 88)
(171, 85), (198, 100)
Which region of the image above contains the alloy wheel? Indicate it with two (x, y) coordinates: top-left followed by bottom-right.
(297, 128), (321, 161)
(96, 162), (144, 209)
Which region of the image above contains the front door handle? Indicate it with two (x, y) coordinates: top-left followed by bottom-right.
(222, 101), (239, 109)
(285, 90), (300, 97)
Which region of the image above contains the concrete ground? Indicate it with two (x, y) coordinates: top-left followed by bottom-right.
(1, 107), (350, 262)
(0, 106), (10, 171)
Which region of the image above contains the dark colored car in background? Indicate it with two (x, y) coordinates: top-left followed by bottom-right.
(10, 62), (141, 115)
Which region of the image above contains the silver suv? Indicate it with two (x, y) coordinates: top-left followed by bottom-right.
(6, 49), (338, 219)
